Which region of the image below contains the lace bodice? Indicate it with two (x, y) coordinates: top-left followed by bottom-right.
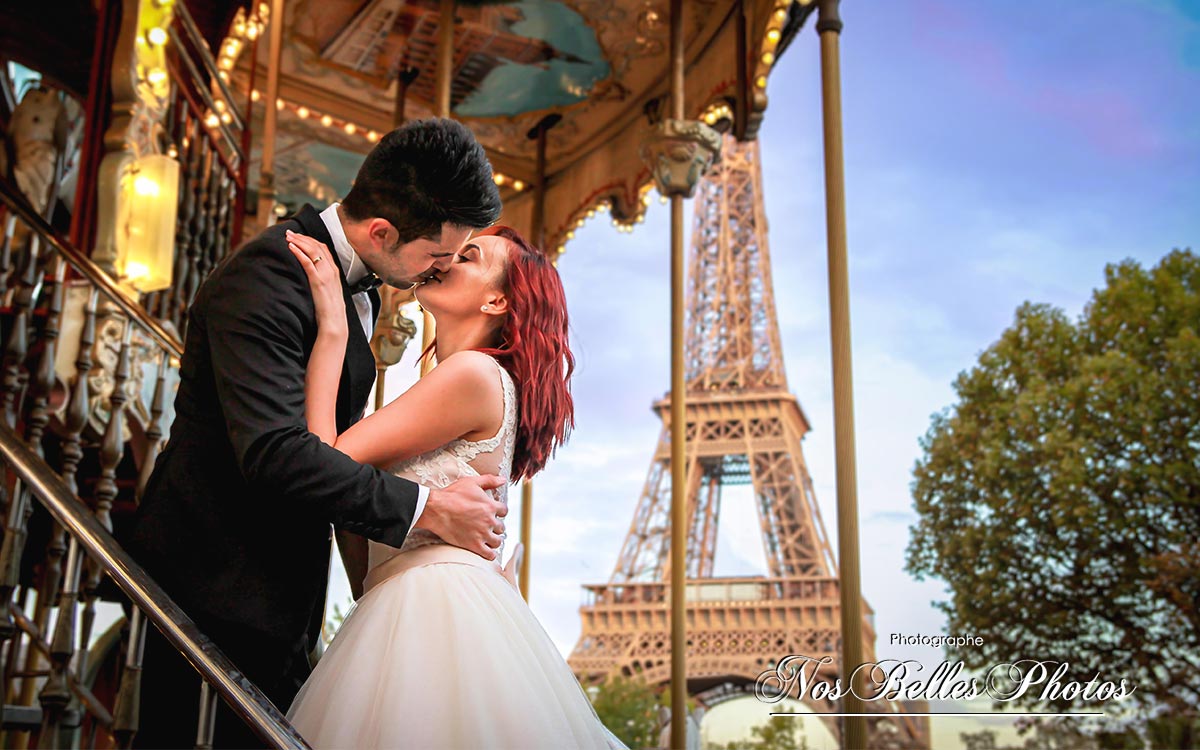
(366, 355), (517, 575)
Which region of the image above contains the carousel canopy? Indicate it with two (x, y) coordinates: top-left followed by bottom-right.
(229, 0), (813, 253)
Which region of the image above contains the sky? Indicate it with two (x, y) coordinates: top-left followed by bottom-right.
(330, 1), (1200, 747)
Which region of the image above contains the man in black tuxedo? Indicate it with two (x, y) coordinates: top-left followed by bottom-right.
(126, 119), (505, 748)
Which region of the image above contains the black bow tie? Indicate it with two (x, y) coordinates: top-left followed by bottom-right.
(348, 273), (382, 295)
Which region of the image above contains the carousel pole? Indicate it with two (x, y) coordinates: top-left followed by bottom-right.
(393, 66), (419, 130)
(254, 0), (286, 228)
(373, 66), (422, 413)
(517, 114), (560, 602)
(816, 2), (866, 748)
(422, 0), (456, 377)
(667, 0), (688, 746)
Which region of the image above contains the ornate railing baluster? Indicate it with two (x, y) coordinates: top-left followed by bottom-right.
(0, 232), (45, 694)
(184, 147), (213, 312)
(14, 258), (69, 717)
(37, 537), (79, 749)
(196, 680), (219, 750)
(111, 607), (145, 749)
(0, 212), (17, 300)
(136, 353), (168, 501)
(165, 113), (198, 328)
(78, 321), (132, 677)
(196, 150), (221, 295)
(38, 286), (97, 747)
(1, 233), (43, 426)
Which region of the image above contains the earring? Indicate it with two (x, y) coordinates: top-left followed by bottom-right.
(481, 305), (490, 311)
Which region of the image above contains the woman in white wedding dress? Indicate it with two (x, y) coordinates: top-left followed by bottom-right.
(282, 225), (628, 750)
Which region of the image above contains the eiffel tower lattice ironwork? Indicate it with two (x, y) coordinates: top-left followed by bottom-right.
(568, 136), (929, 749)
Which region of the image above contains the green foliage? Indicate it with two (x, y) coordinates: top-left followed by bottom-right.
(588, 672), (671, 748)
(907, 250), (1200, 720)
(710, 716), (809, 750)
(961, 715), (1170, 750)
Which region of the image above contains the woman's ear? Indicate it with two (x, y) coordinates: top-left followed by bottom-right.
(481, 293), (508, 316)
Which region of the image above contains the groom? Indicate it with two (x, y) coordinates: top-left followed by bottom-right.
(126, 119), (506, 748)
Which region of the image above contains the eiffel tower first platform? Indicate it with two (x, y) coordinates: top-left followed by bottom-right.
(568, 137), (929, 749)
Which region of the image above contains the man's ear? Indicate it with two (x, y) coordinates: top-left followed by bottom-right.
(367, 218), (398, 249)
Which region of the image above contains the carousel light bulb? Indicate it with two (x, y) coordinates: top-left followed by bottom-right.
(251, 89), (261, 102)
(296, 106), (310, 119)
(586, 209), (595, 218)
(513, 180), (524, 191)
(762, 52), (775, 65)
(147, 68), (168, 86)
(367, 130), (379, 143)
(756, 75), (768, 89)
(343, 122), (357, 135)
(147, 26), (168, 46)
(320, 114), (333, 127)
(205, 112), (220, 128)
(767, 28), (781, 42)
(494, 174), (506, 185)
(220, 111), (232, 124)
(247, 24), (259, 40)
(275, 98), (285, 110)
(775, 7), (787, 21)
(660, 195), (668, 204)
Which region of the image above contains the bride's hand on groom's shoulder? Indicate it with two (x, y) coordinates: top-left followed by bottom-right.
(417, 474), (508, 561)
(287, 230), (348, 337)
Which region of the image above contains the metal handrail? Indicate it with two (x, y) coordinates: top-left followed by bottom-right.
(0, 178), (184, 359)
(171, 0), (246, 133)
(0, 422), (310, 749)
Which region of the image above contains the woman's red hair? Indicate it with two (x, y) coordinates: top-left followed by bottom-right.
(423, 226), (575, 481)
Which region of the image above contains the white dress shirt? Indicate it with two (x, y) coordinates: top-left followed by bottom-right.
(318, 203), (429, 533)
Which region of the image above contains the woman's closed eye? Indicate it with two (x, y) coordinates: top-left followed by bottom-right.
(456, 244), (479, 263)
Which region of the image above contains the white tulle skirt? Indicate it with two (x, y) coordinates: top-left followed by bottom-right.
(286, 544), (629, 750)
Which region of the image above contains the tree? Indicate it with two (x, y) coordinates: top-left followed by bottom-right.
(588, 672), (670, 748)
(906, 250), (1199, 735)
(710, 716), (809, 750)
(961, 716), (1145, 750)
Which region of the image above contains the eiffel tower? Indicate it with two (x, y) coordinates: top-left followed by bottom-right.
(568, 136), (929, 749)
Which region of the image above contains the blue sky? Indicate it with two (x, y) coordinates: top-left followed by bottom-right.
(345, 2), (1200, 746)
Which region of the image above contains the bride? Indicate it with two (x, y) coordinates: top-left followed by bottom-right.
(283, 225), (628, 750)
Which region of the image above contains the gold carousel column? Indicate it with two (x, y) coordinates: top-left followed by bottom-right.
(371, 66), (422, 412)
(254, 0), (286, 228)
(421, 0), (456, 377)
(816, 1), (866, 747)
(637, 0), (718, 745)
(515, 114), (560, 601)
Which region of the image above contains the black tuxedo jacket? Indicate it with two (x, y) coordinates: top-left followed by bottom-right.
(128, 204), (420, 653)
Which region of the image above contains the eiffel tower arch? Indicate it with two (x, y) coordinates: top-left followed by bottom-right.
(568, 136), (929, 749)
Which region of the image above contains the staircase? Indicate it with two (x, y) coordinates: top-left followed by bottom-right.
(0, 178), (308, 748)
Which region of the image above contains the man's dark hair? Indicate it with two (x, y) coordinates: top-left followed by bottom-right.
(340, 118), (502, 242)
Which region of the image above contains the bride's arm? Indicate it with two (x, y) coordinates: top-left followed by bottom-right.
(286, 231), (504, 471)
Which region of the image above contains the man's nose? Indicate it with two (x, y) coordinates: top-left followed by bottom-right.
(434, 255), (454, 272)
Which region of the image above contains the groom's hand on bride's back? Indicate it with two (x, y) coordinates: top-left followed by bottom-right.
(415, 474), (508, 560)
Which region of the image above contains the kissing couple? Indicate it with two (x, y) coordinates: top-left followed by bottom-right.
(126, 118), (629, 749)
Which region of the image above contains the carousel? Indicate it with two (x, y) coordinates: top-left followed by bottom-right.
(0, 1), (898, 748)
